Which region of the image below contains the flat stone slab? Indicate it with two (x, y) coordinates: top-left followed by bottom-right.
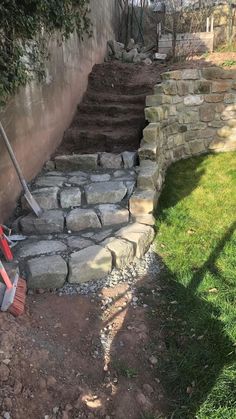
(60, 188), (81, 208)
(20, 210), (64, 234)
(85, 182), (127, 204)
(35, 176), (66, 188)
(100, 153), (123, 169)
(17, 240), (67, 258)
(90, 174), (111, 182)
(103, 237), (134, 269)
(129, 189), (157, 215)
(116, 223), (155, 258)
(68, 245), (112, 283)
(67, 236), (94, 250)
(55, 154), (98, 171)
(98, 204), (129, 226)
(26, 255), (68, 289)
(31, 187), (59, 210)
(66, 209), (101, 232)
(122, 151), (137, 168)
(69, 175), (88, 186)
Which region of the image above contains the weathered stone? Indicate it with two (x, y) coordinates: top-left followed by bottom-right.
(55, 154), (98, 171)
(146, 94), (170, 106)
(107, 40), (124, 60)
(182, 69), (200, 79)
(178, 111), (199, 124)
(217, 126), (235, 138)
(122, 151), (137, 168)
(205, 94), (224, 103)
(90, 174), (111, 182)
(189, 140), (206, 154)
(126, 180), (136, 197)
(68, 245), (112, 283)
(85, 182), (127, 204)
(116, 223), (155, 258)
(66, 209), (101, 232)
(137, 161), (159, 190)
(122, 48), (138, 63)
(200, 104), (215, 122)
(221, 104), (236, 120)
(92, 229), (113, 243)
(113, 169), (133, 179)
(17, 240), (67, 258)
(103, 238), (134, 269)
(67, 236), (94, 250)
(145, 106), (165, 122)
(201, 67), (224, 80)
(143, 123), (159, 144)
(162, 81), (177, 95)
(35, 176), (66, 188)
(161, 70), (182, 80)
(143, 58), (152, 65)
(188, 122), (207, 130)
(60, 188), (81, 208)
(211, 81), (231, 93)
(45, 161), (55, 171)
(129, 189), (157, 215)
(194, 80), (211, 94)
(177, 81), (194, 96)
(184, 95), (204, 106)
(68, 170), (88, 177)
(98, 204), (129, 226)
(69, 175), (88, 186)
(185, 128), (214, 141)
(126, 38), (135, 51)
(27, 255), (67, 289)
(134, 214), (155, 226)
(100, 153), (123, 169)
(138, 141), (157, 161)
(224, 93), (236, 104)
(20, 210), (64, 234)
(22, 187), (59, 210)
(209, 136), (236, 151)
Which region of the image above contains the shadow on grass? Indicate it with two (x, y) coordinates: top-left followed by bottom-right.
(154, 225), (236, 418)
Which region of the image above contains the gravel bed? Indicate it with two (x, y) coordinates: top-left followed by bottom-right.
(58, 244), (161, 298)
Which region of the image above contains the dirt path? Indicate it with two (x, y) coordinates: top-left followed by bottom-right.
(0, 270), (168, 419)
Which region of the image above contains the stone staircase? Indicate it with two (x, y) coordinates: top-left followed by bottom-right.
(11, 62), (160, 291)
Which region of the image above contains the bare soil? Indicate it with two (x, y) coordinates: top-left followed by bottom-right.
(0, 276), (167, 419)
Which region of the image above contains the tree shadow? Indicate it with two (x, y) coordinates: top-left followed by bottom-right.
(107, 221), (235, 418)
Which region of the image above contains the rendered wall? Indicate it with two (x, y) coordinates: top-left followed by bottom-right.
(0, 0), (120, 223)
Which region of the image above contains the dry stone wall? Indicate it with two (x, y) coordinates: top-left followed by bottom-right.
(131, 67), (236, 218)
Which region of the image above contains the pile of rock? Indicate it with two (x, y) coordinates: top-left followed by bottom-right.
(106, 38), (158, 65)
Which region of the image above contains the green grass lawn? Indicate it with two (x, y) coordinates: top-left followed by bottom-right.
(154, 152), (236, 418)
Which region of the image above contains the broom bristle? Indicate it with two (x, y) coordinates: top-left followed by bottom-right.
(8, 278), (27, 317)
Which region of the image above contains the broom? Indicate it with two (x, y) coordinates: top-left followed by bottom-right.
(0, 260), (26, 316)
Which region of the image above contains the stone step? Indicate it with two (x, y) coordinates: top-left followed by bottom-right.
(62, 128), (142, 154)
(71, 114), (143, 129)
(84, 92), (146, 105)
(77, 103), (144, 117)
(19, 202), (131, 235)
(53, 152), (137, 171)
(13, 222), (154, 289)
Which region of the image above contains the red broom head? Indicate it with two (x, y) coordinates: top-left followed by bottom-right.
(8, 278), (27, 317)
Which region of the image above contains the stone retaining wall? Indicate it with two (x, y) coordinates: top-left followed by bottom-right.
(130, 67), (236, 218)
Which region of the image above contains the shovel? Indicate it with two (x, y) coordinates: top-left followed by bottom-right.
(0, 122), (43, 217)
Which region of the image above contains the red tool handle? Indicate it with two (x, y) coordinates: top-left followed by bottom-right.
(0, 260), (13, 290)
(0, 226), (13, 261)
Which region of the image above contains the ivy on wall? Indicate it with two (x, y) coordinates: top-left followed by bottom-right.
(0, 0), (91, 104)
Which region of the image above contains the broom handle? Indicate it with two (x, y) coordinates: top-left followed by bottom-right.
(0, 260), (13, 290)
(0, 122), (30, 195)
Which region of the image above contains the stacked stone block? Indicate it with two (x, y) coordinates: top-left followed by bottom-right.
(132, 67), (236, 220)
